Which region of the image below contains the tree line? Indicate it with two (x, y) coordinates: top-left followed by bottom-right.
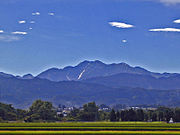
(109, 107), (180, 123)
(0, 100), (180, 122)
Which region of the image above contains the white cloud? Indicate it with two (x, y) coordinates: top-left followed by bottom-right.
(32, 12), (40, 16)
(159, 0), (180, 4)
(140, 0), (180, 5)
(18, 20), (26, 24)
(48, 12), (54, 16)
(109, 22), (134, 28)
(121, 0), (180, 5)
(30, 21), (35, 24)
(149, 28), (180, 32)
(122, 40), (127, 43)
(174, 19), (180, 23)
(12, 31), (27, 35)
(29, 27), (32, 30)
(0, 35), (20, 42)
(0, 30), (4, 33)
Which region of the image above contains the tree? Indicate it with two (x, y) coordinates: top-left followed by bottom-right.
(68, 108), (80, 121)
(174, 108), (180, 122)
(148, 111), (153, 122)
(79, 102), (99, 121)
(120, 111), (126, 121)
(16, 109), (27, 120)
(116, 111), (120, 121)
(151, 112), (157, 121)
(110, 109), (116, 121)
(27, 100), (56, 122)
(136, 109), (144, 121)
(128, 109), (137, 121)
(99, 111), (109, 121)
(6, 112), (17, 121)
(144, 113), (148, 121)
(158, 111), (164, 121)
(0, 102), (17, 121)
(164, 109), (174, 123)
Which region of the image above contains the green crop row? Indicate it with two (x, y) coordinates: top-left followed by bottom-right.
(0, 131), (180, 135)
(1, 122), (180, 127)
(0, 126), (180, 131)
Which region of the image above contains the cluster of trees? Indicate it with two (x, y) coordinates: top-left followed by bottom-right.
(1, 100), (180, 122)
(109, 107), (180, 122)
(68, 102), (100, 121)
(68, 104), (180, 123)
(0, 102), (27, 122)
(0, 100), (56, 122)
(24, 100), (56, 122)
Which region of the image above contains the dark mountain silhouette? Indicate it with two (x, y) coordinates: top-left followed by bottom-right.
(37, 60), (178, 82)
(0, 72), (14, 78)
(0, 75), (179, 108)
(35, 60), (180, 90)
(22, 74), (34, 79)
(0, 60), (180, 108)
(83, 73), (180, 90)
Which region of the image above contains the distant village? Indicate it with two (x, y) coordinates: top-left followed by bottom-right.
(56, 104), (158, 117)
(56, 104), (175, 123)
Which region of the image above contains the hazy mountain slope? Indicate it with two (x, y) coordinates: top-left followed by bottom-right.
(83, 73), (180, 90)
(0, 75), (179, 108)
(36, 60), (178, 82)
(0, 72), (14, 78)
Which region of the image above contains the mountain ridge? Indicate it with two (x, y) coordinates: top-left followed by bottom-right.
(0, 60), (180, 108)
(83, 73), (180, 90)
(0, 60), (180, 90)
(0, 75), (179, 109)
(36, 60), (179, 82)
(0, 60), (178, 81)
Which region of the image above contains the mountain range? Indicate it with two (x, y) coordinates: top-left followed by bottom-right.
(37, 60), (179, 82)
(0, 60), (180, 108)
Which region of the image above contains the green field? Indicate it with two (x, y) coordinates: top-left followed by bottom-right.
(0, 122), (180, 135)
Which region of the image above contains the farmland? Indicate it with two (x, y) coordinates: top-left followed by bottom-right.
(0, 122), (180, 135)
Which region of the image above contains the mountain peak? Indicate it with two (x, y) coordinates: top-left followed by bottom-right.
(93, 60), (105, 64)
(76, 60), (105, 69)
(78, 60), (105, 65)
(36, 60), (177, 82)
(22, 74), (34, 79)
(77, 60), (90, 67)
(118, 62), (131, 67)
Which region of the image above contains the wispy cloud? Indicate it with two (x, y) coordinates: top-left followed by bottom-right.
(32, 12), (40, 16)
(12, 31), (27, 35)
(48, 13), (54, 16)
(122, 39), (127, 43)
(0, 30), (4, 33)
(109, 22), (134, 28)
(158, 0), (180, 5)
(0, 35), (20, 42)
(149, 28), (180, 32)
(174, 19), (180, 23)
(30, 21), (35, 24)
(18, 20), (26, 24)
(29, 27), (32, 30)
(140, 0), (180, 5)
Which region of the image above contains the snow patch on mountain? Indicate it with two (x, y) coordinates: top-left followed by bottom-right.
(78, 69), (86, 80)
(66, 75), (71, 81)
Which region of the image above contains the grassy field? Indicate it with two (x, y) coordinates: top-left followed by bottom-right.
(0, 122), (180, 135)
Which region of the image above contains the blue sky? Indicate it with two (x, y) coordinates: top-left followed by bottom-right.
(0, 0), (180, 75)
